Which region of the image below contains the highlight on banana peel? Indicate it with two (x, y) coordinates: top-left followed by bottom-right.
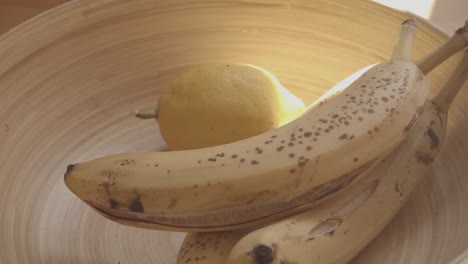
(64, 19), (468, 263)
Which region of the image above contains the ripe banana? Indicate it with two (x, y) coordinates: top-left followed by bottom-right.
(225, 45), (468, 264)
(64, 18), (431, 232)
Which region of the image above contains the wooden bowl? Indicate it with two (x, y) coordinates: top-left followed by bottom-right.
(449, 248), (468, 264)
(1, 0), (467, 263)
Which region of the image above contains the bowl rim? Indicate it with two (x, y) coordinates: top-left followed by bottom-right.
(0, 0), (452, 44)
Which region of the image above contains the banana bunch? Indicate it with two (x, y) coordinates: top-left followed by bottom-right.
(64, 18), (431, 232)
(177, 21), (468, 264)
(62, 18), (468, 263)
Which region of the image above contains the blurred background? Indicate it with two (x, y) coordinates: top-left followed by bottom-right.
(0, 0), (467, 35)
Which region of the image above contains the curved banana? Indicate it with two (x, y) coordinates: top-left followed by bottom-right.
(64, 19), (431, 232)
(226, 47), (468, 264)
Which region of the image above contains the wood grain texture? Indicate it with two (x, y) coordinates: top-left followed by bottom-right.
(450, 249), (468, 264)
(0, 0), (69, 34)
(0, 0), (467, 263)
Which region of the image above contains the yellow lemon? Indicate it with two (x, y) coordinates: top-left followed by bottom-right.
(140, 64), (305, 150)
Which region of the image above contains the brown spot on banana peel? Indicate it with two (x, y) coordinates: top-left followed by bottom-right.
(168, 199), (177, 209)
(415, 151), (434, 165)
(395, 183), (404, 197)
(426, 127), (440, 149)
(84, 200), (192, 230)
(250, 244), (276, 264)
(431, 101), (444, 126)
(109, 199), (119, 209)
(129, 197), (144, 212)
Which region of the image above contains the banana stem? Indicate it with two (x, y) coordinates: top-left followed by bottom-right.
(135, 108), (159, 120)
(433, 48), (468, 111)
(391, 18), (418, 61)
(417, 21), (468, 75)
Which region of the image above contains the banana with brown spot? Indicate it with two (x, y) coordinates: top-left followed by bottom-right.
(64, 18), (453, 232)
(225, 38), (468, 264)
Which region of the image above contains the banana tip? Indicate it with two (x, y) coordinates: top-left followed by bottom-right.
(402, 17), (418, 27)
(64, 163), (77, 179)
